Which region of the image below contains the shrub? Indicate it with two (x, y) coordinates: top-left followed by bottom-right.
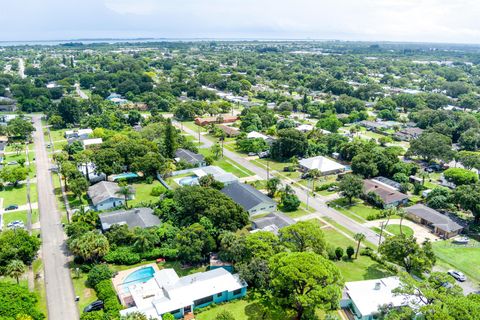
(215, 310), (236, 320)
(103, 247), (141, 265)
(87, 264), (114, 288)
(162, 314), (175, 320)
(95, 280), (122, 319)
(346, 246), (355, 259)
(140, 247), (179, 260)
(335, 247), (344, 260)
(316, 182), (337, 192)
(280, 193), (300, 212)
(327, 246), (336, 260)
(145, 176), (154, 184)
(80, 311), (105, 320)
(150, 185), (166, 196)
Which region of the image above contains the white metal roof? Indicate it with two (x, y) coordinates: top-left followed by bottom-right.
(299, 156), (344, 173)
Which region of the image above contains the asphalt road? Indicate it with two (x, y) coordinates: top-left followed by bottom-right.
(33, 116), (79, 320)
(174, 121), (381, 245)
(75, 83), (88, 100)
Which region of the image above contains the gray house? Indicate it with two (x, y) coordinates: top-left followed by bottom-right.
(99, 207), (160, 232)
(221, 182), (276, 216)
(175, 148), (206, 167)
(405, 204), (463, 239)
(252, 212), (295, 234)
(87, 181), (134, 211)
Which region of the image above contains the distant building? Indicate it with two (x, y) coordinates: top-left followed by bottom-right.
(341, 277), (422, 320)
(194, 115), (238, 126)
(99, 207), (160, 232)
(295, 124), (314, 133)
(119, 268), (247, 319)
(394, 127), (424, 141)
(221, 182), (276, 216)
(87, 181), (134, 211)
(82, 138), (103, 149)
(65, 128), (93, 140)
(251, 212), (295, 235)
(78, 162), (106, 183)
(174, 148), (206, 167)
(107, 93), (128, 105)
(363, 179), (409, 208)
(217, 124), (240, 137)
(299, 156), (345, 175)
(405, 204), (463, 239)
(0, 97), (17, 112)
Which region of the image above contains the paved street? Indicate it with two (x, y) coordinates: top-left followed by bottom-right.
(174, 121), (381, 245)
(75, 83), (88, 99)
(33, 115), (79, 320)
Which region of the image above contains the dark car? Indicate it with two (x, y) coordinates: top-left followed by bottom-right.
(5, 204), (18, 211)
(83, 300), (104, 313)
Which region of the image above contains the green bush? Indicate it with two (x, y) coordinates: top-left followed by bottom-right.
(87, 264), (114, 288)
(150, 185), (166, 196)
(140, 247), (178, 260)
(104, 247), (141, 265)
(346, 246), (355, 259)
(95, 280), (122, 319)
(80, 311), (106, 320)
(335, 247), (344, 260)
(316, 182), (337, 192)
(215, 310), (236, 320)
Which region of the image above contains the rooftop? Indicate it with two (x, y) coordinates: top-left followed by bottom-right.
(87, 181), (129, 206)
(221, 182), (275, 211)
(363, 179), (409, 205)
(299, 156), (345, 173)
(175, 148), (205, 165)
(252, 212), (295, 234)
(99, 207), (160, 231)
(405, 204), (463, 233)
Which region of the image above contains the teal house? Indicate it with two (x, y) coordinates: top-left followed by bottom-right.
(119, 268), (247, 319)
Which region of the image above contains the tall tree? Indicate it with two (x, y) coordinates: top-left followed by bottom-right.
(278, 221), (327, 256)
(6, 259), (26, 284)
(353, 233), (365, 259)
(116, 186), (135, 208)
(164, 119), (177, 159)
(338, 174), (364, 204)
(269, 252), (343, 320)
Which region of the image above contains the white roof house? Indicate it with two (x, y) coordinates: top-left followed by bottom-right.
(82, 138), (103, 148)
(247, 131), (270, 140)
(296, 124), (314, 132)
(341, 277), (422, 319)
(299, 156), (345, 175)
(120, 268), (246, 319)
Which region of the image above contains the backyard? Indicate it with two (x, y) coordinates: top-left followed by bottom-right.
(432, 238), (480, 283)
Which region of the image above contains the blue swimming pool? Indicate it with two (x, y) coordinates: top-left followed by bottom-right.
(179, 175), (198, 186)
(122, 266), (155, 287)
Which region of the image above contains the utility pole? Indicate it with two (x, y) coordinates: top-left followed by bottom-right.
(266, 159), (270, 180)
(378, 221), (385, 246)
(306, 179), (311, 211)
(198, 125), (201, 144)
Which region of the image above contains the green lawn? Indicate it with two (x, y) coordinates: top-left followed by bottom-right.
(33, 259), (48, 316)
(432, 239), (480, 283)
(280, 202), (315, 219)
(181, 121), (207, 133)
(71, 271), (97, 313)
(0, 184), (28, 207)
(48, 129), (66, 141)
(3, 209), (39, 225)
(385, 224), (414, 237)
(196, 298), (289, 320)
(330, 198), (383, 222)
(197, 149), (254, 178)
(129, 181), (164, 206)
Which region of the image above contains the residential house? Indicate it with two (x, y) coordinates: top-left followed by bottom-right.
(82, 138), (103, 149)
(174, 148), (206, 167)
(246, 131), (276, 144)
(298, 156), (345, 175)
(78, 162), (106, 183)
(363, 179), (409, 208)
(295, 124), (314, 133)
(217, 124), (240, 137)
(371, 176), (401, 191)
(0, 114), (16, 126)
(394, 127), (424, 141)
(194, 115), (238, 126)
(99, 207), (160, 232)
(107, 93), (129, 105)
(87, 181), (134, 211)
(341, 277), (422, 320)
(119, 268), (247, 319)
(0, 97), (17, 112)
(172, 166), (238, 186)
(65, 128), (93, 140)
(358, 120), (390, 133)
(221, 182), (277, 216)
(405, 204), (463, 239)
(251, 212), (295, 235)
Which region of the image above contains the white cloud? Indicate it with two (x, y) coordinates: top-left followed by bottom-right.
(0, 0), (479, 43)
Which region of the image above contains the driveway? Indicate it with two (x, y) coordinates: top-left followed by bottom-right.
(174, 121), (381, 246)
(33, 115), (79, 320)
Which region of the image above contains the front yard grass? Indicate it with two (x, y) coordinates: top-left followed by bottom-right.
(385, 224), (414, 237)
(71, 270), (97, 313)
(197, 149), (254, 178)
(329, 198), (383, 222)
(432, 239), (480, 283)
(3, 209), (39, 225)
(0, 184), (28, 207)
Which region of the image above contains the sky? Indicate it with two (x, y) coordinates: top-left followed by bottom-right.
(1, 0), (480, 44)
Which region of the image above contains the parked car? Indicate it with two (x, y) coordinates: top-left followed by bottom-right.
(7, 220), (24, 229)
(247, 152), (256, 156)
(5, 204), (18, 211)
(83, 300), (104, 313)
(7, 161), (18, 166)
(258, 151), (270, 158)
(447, 270), (467, 282)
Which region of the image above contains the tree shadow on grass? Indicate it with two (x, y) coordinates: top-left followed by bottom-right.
(363, 263), (394, 280)
(245, 301), (291, 320)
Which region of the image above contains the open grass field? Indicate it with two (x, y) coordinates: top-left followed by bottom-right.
(0, 184), (28, 206)
(385, 224), (414, 237)
(432, 239), (480, 283)
(128, 181), (164, 206)
(3, 209), (39, 225)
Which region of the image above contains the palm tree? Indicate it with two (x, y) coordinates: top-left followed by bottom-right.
(353, 233), (366, 259)
(419, 171), (429, 186)
(308, 169), (322, 193)
(397, 208), (407, 235)
(7, 259), (26, 284)
(116, 186), (135, 208)
(13, 143), (23, 156)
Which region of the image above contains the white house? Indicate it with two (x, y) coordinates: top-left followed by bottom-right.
(82, 138), (103, 149)
(298, 156), (345, 175)
(65, 128), (93, 140)
(119, 268), (247, 319)
(341, 277), (422, 320)
(247, 131), (270, 140)
(87, 181), (134, 211)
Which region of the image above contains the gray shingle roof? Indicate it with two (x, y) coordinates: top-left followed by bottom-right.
(87, 181), (125, 206)
(175, 148), (205, 165)
(363, 180), (409, 205)
(405, 204), (463, 233)
(221, 182), (276, 211)
(99, 207), (160, 231)
(253, 212), (295, 230)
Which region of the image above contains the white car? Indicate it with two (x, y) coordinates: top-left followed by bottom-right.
(448, 270), (467, 282)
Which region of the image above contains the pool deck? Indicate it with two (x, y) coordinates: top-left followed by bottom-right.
(112, 263), (160, 306)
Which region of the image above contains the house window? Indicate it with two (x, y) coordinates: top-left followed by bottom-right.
(170, 309), (180, 315)
(216, 293), (223, 297)
(232, 288), (242, 296)
(194, 296), (214, 306)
